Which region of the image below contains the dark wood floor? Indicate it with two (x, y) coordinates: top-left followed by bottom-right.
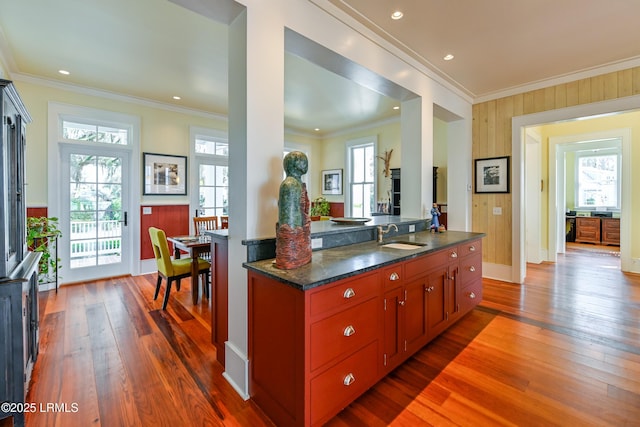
(24, 245), (639, 426)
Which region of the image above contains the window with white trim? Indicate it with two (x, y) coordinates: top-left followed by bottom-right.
(575, 148), (620, 209)
(346, 137), (376, 217)
(194, 133), (228, 217)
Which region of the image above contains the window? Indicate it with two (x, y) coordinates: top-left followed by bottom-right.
(346, 137), (376, 217)
(193, 131), (228, 217)
(63, 120), (129, 145)
(576, 149), (620, 209)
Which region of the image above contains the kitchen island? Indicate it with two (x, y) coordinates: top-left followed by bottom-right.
(244, 229), (485, 427)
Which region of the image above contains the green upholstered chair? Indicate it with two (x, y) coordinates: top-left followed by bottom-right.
(148, 227), (211, 310)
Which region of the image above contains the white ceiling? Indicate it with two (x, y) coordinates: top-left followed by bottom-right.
(1, 0), (639, 135)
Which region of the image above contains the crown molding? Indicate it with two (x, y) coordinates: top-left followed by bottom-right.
(473, 56), (640, 104)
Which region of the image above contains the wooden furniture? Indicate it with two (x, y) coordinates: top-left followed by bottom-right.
(391, 168), (400, 215)
(575, 216), (620, 246)
(575, 217), (601, 244)
(209, 233), (228, 365)
(248, 237), (482, 427)
(167, 233), (213, 303)
(0, 78), (39, 427)
(194, 216), (218, 234)
(149, 228), (210, 309)
(601, 218), (620, 245)
(220, 216), (229, 229)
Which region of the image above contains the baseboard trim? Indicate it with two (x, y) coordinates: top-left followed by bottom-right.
(223, 340), (250, 400)
(482, 262), (514, 283)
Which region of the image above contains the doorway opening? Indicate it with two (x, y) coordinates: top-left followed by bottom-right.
(512, 95), (640, 283)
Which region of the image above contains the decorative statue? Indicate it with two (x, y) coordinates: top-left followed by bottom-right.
(430, 202), (442, 232)
(275, 151), (311, 269)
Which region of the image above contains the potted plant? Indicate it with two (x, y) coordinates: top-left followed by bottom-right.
(27, 216), (62, 284)
(309, 196), (331, 220)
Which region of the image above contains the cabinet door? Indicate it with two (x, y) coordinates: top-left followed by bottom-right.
(426, 266), (449, 340)
(383, 287), (404, 371)
(404, 277), (428, 354)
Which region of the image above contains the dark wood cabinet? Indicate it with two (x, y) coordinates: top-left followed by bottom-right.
(0, 79), (39, 427)
(575, 216), (620, 246)
(601, 218), (620, 246)
(391, 168), (400, 215)
(575, 217), (601, 244)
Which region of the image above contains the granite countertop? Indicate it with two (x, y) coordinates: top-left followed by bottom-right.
(244, 230), (485, 291)
(242, 215), (425, 246)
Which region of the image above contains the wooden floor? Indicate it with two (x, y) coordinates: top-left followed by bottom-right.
(24, 245), (639, 426)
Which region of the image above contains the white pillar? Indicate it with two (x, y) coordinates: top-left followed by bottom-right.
(401, 97), (433, 218)
(225, 3), (285, 398)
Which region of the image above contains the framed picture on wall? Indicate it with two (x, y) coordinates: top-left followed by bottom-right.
(143, 152), (187, 195)
(322, 169), (342, 195)
(475, 156), (510, 193)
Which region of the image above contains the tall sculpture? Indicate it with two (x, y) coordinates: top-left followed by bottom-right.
(275, 151), (311, 269)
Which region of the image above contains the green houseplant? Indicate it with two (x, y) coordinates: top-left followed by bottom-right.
(310, 196), (331, 218)
(27, 216), (62, 284)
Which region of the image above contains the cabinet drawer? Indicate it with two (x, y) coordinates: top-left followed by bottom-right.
(381, 264), (403, 289)
(459, 280), (482, 315)
(458, 253), (482, 287)
(310, 341), (378, 426)
(458, 239), (482, 258)
(405, 248), (456, 279)
(310, 271), (379, 317)
(310, 298), (379, 371)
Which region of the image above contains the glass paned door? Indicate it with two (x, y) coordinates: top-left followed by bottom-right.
(62, 147), (130, 282)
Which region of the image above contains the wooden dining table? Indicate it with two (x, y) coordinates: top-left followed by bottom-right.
(167, 235), (211, 305)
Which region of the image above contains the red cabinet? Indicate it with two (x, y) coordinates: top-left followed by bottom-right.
(248, 238), (483, 427)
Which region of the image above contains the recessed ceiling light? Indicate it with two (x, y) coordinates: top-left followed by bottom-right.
(391, 11), (403, 20)
(58, 69), (70, 75)
(443, 54), (454, 61)
(314, 128), (320, 132)
(172, 96), (181, 100)
(393, 106), (400, 110)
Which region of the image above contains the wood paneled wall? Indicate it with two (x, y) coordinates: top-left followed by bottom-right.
(472, 66), (640, 266)
(140, 205), (190, 260)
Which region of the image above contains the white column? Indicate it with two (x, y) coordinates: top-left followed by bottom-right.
(225, 3), (285, 398)
(401, 97), (433, 218)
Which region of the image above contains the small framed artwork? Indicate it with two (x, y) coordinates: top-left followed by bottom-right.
(475, 156), (510, 193)
(143, 152), (187, 195)
(322, 169), (343, 195)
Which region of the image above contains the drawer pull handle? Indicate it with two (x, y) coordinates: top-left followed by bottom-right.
(389, 272), (400, 281)
(469, 245), (476, 252)
(343, 288), (356, 299)
(469, 266), (476, 272)
(450, 251), (458, 258)
(343, 325), (356, 337)
(343, 373), (356, 386)
(468, 292), (476, 299)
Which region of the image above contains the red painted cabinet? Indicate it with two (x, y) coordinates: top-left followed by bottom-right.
(248, 239), (483, 427)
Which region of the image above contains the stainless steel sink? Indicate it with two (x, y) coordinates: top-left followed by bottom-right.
(381, 241), (426, 250)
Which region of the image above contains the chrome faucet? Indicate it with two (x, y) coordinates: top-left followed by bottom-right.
(377, 223), (398, 243)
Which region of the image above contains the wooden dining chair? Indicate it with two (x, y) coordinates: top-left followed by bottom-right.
(220, 216), (229, 229)
(148, 227), (211, 310)
(193, 216), (218, 234)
